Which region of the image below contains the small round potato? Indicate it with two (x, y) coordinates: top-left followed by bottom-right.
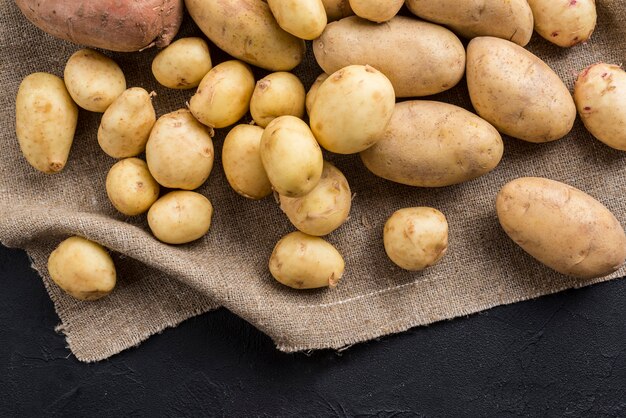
(48, 236), (116, 301)
(310, 65), (395, 154)
(106, 158), (160, 216)
(261, 116), (324, 197)
(322, 0), (354, 21)
(147, 191), (213, 245)
(189, 60), (255, 129)
(527, 0), (596, 47)
(279, 161), (351, 236)
(269, 231), (345, 289)
(349, 0), (403, 23)
(250, 72), (306, 128)
(574, 63), (626, 151)
(222, 124), (272, 200)
(97, 87), (156, 159)
(64, 49), (126, 112)
(305, 73), (329, 115)
(146, 109), (214, 190)
(268, 0), (327, 40)
(152, 37), (213, 89)
(383, 208), (449, 271)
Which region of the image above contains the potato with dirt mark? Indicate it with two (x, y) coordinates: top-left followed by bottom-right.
(148, 191), (213, 245)
(152, 37), (213, 89)
(527, 0), (596, 47)
(349, 0), (403, 23)
(250, 72), (306, 128)
(106, 158), (160, 216)
(306, 73), (329, 116)
(268, 0), (327, 40)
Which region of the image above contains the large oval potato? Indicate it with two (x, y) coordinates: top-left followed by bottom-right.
(15, 72), (78, 174)
(496, 177), (626, 279)
(310, 65), (395, 154)
(574, 63), (626, 151)
(148, 191), (213, 245)
(268, 0), (327, 40)
(360, 101), (503, 187)
(322, 0), (354, 22)
(406, 0), (534, 46)
(185, 0), (306, 71)
(151, 37), (213, 89)
(250, 72), (306, 128)
(527, 0), (596, 47)
(349, 0), (403, 23)
(466, 37), (576, 143)
(314, 16), (465, 97)
(269, 231), (345, 289)
(106, 158), (160, 216)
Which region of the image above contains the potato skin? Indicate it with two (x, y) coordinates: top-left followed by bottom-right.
(466, 37), (576, 143)
(306, 73), (329, 116)
(268, 0), (327, 40)
(349, 0), (403, 23)
(250, 72), (306, 128)
(269, 231), (345, 289)
(527, 0), (596, 47)
(151, 37), (213, 89)
(48, 236), (116, 301)
(106, 158), (160, 216)
(148, 191), (213, 245)
(496, 177), (626, 279)
(314, 16), (465, 98)
(574, 63), (626, 151)
(406, 0), (534, 46)
(15, 72), (78, 174)
(360, 101), (503, 187)
(185, 0), (306, 71)
(321, 0), (354, 22)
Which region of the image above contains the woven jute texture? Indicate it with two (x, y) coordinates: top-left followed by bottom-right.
(1, 1), (625, 362)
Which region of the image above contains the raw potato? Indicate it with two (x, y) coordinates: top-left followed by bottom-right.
(148, 191), (213, 245)
(405, 0), (534, 46)
(496, 177), (626, 279)
(349, 0), (403, 23)
(146, 109), (214, 190)
(222, 124), (272, 200)
(268, 0), (327, 40)
(574, 63), (626, 151)
(106, 158), (160, 216)
(151, 37), (213, 89)
(15, 73), (78, 174)
(360, 101), (504, 187)
(189, 60), (255, 129)
(466, 37), (576, 143)
(527, 0), (596, 47)
(261, 116), (324, 197)
(15, 0), (184, 52)
(322, 0), (354, 21)
(314, 16), (466, 97)
(384, 208), (449, 271)
(185, 0), (306, 71)
(310, 65), (395, 154)
(97, 88), (156, 159)
(279, 162), (351, 236)
(269, 231), (345, 289)
(48, 236), (116, 301)
(250, 72), (306, 128)
(64, 49), (126, 113)
(306, 73), (329, 115)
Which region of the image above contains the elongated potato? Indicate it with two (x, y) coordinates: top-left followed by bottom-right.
(151, 37), (213, 89)
(98, 88), (156, 159)
(306, 73), (329, 115)
(185, 0), (306, 71)
(314, 16), (465, 97)
(269, 231), (345, 289)
(261, 116), (323, 197)
(574, 63), (626, 151)
(322, 0), (354, 22)
(527, 0), (596, 47)
(148, 191), (213, 245)
(15, 73), (78, 174)
(268, 0), (327, 40)
(106, 158), (160, 216)
(250, 72), (306, 128)
(360, 101), (503, 187)
(466, 37), (576, 143)
(406, 0), (534, 46)
(349, 0), (403, 23)
(310, 65), (395, 154)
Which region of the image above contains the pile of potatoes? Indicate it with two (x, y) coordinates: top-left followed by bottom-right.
(14, 0), (626, 301)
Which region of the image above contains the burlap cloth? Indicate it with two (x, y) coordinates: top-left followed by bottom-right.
(1, 1), (625, 362)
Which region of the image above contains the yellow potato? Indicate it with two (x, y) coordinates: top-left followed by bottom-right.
(269, 231), (345, 289)
(15, 72), (78, 174)
(313, 16), (465, 97)
(349, 0), (403, 23)
(322, 0), (354, 22)
(384, 208), (448, 271)
(146, 109), (214, 190)
(97, 87), (156, 159)
(48, 236), (116, 301)
(106, 158), (160, 216)
(360, 101), (503, 187)
(279, 161), (351, 236)
(250, 72), (306, 128)
(574, 63), (626, 151)
(527, 0), (596, 47)
(189, 60), (255, 129)
(261, 116), (323, 197)
(466, 37), (576, 143)
(306, 73), (329, 116)
(63, 49), (126, 112)
(222, 124), (272, 200)
(148, 191), (213, 245)
(310, 65), (395, 154)
(268, 0), (327, 40)
(151, 37), (213, 89)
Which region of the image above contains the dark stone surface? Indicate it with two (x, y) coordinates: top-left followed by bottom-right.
(1, 243), (625, 417)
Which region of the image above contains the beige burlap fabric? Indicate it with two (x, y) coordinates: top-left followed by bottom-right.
(1, 1), (625, 362)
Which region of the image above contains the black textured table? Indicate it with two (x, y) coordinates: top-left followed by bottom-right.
(1, 243), (625, 417)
